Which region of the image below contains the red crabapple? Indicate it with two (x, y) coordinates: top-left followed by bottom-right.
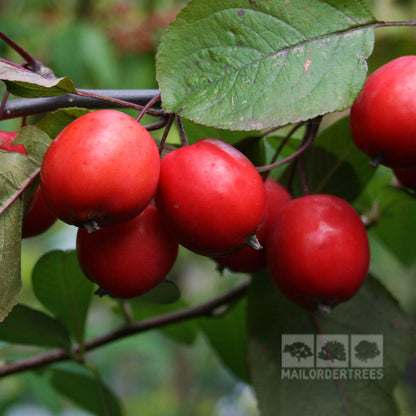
(266, 194), (370, 310)
(215, 178), (291, 273)
(350, 56), (416, 169)
(40, 110), (160, 230)
(155, 138), (266, 256)
(76, 204), (178, 299)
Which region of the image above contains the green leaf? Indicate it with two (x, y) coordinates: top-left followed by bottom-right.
(247, 272), (416, 416)
(0, 303), (71, 349)
(280, 116), (377, 202)
(49, 366), (123, 416)
(32, 250), (94, 345)
(0, 202), (23, 323)
(198, 298), (250, 382)
(156, 0), (376, 130)
(181, 118), (260, 145)
(370, 187), (416, 268)
(0, 127), (50, 322)
(0, 60), (77, 97)
(36, 108), (90, 139)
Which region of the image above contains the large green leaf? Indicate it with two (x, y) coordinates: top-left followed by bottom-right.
(247, 273), (416, 416)
(0, 303), (71, 349)
(32, 250), (94, 345)
(156, 0), (376, 130)
(0, 59), (77, 97)
(0, 126), (51, 322)
(49, 365), (123, 416)
(0, 202), (23, 323)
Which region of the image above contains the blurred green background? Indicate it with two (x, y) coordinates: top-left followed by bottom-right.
(2, 0), (416, 415)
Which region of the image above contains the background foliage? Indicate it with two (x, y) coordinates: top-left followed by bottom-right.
(1, 0), (416, 415)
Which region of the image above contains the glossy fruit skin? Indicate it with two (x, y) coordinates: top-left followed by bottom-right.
(40, 110), (160, 229)
(22, 186), (57, 238)
(266, 194), (370, 310)
(393, 168), (416, 191)
(0, 131), (25, 154)
(155, 138), (266, 256)
(216, 178), (291, 273)
(76, 204), (178, 299)
(350, 56), (416, 169)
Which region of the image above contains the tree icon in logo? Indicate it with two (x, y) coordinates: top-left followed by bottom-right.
(318, 340), (347, 362)
(354, 340), (381, 363)
(283, 341), (313, 362)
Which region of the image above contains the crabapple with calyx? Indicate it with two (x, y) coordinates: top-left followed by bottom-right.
(155, 138), (266, 257)
(40, 110), (160, 231)
(76, 204), (178, 299)
(215, 178), (291, 273)
(266, 194), (370, 311)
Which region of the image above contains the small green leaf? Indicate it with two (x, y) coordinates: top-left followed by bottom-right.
(49, 366), (123, 416)
(198, 298), (250, 382)
(370, 189), (416, 268)
(36, 108), (90, 139)
(247, 272), (416, 416)
(32, 250), (94, 345)
(0, 126), (49, 323)
(157, 0), (376, 130)
(0, 60), (77, 97)
(0, 303), (71, 349)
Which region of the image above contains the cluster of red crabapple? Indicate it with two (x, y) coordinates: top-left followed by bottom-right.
(3, 54), (415, 312)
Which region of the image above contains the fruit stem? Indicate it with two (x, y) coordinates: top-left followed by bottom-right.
(158, 113), (176, 153)
(136, 93), (161, 123)
(261, 121), (304, 181)
(246, 234), (262, 250)
(176, 115), (188, 146)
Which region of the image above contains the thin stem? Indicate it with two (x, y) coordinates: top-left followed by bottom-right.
(136, 93), (161, 122)
(0, 31), (41, 72)
(256, 116), (322, 173)
(76, 89), (162, 117)
(0, 281), (249, 378)
(299, 153), (309, 195)
(158, 113), (176, 153)
(0, 90), (9, 117)
(261, 122), (304, 180)
(176, 115), (188, 146)
(144, 115), (170, 132)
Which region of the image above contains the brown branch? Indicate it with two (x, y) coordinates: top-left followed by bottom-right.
(0, 280), (249, 378)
